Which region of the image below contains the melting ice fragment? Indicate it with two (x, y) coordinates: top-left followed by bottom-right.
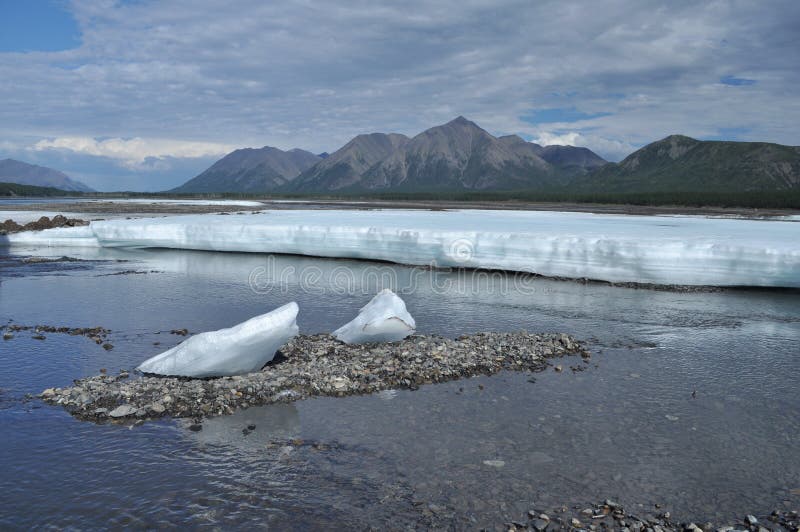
(137, 302), (299, 378)
(333, 289), (416, 344)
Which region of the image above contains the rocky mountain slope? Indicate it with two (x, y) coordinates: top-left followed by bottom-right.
(0, 159), (93, 192)
(289, 117), (604, 192)
(581, 135), (800, 192)
(172, 147), (320, 193)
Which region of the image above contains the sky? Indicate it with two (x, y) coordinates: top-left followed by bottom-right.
(0, 0), (798, 191)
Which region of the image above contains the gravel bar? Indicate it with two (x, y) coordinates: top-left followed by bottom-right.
(40, 331), (587, 423)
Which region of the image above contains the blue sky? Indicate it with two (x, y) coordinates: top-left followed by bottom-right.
(0, 0), (798, 191)
(0, 1), (81, 52)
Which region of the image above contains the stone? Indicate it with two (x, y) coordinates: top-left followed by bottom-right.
(532, 519), (549, 531)
(109, 404), (137, 418)
(745, 515), (758, 526)
(482, 459), (505, 468)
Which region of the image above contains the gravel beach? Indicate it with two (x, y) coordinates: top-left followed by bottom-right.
(40, 331), (587, 422)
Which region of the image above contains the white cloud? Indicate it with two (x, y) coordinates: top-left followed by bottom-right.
(32, 137), (235, 169)
(532, 132), (637, 162)
(533, 132), (582, 147)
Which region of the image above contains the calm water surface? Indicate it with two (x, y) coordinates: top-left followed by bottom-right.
(0, 244), (798, 529)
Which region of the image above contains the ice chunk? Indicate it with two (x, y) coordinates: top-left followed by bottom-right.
(333, 289), (415, 344)
(137, 302), (299, 378)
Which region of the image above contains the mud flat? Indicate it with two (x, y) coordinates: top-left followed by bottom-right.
(40, 332), (586, 422)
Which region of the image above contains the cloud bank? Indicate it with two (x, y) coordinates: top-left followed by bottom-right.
(33, 136), (234, 169)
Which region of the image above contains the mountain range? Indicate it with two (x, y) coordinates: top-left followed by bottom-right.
(0, 158), (94, 192)
(5, 118), (799, 196)
(174, 117), (607, 193)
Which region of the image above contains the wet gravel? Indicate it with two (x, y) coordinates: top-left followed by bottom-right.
(2, 323), (111, 347)
(39, 331), (587, 422)
(502, 500), (799, 532)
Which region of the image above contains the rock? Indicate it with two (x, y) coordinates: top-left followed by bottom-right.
(148, 402), (166, 414)
(188, 423), (203, 432)
(32, 334), (46, 340)
(41, 388), (56, 397)
(605, 499), (621, 509)
(532, 519), (550, 531)
(745, 515), (758, 526)
(482, 459), (505, 468)
(665, 414), (679, 421)
(2, 333), (12, 340)
(102, 343), (114, 351)
(554, 365), (563, 372)
(571, 517), (582, 527)
(109, 404), (137, 418)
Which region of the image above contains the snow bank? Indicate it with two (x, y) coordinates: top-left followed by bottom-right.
(6, 209), (800, 287)
(92, 199), (265, 207)
(137, 302), (299, 377)
(334, 289), (416, 344)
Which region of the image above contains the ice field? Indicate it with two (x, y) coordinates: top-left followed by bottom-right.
(6, 209), (800, 287)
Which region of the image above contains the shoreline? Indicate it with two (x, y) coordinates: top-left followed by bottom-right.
(2, 198), (799, 218)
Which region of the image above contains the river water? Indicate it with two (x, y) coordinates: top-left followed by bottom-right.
(0, 244), (798, 529)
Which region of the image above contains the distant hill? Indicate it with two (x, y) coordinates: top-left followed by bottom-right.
(289, 117), (605, 192)
(171, 147), (321, 193)
(580, 135), (800, 192)
(0, 159), (93, 192)
(0, 181), (72, 197)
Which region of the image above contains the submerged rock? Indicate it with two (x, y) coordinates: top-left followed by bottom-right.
(333, 289), (416, 344)
(137, 302), (299, 378)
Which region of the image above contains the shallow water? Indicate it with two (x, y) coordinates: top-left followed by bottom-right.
(0, 245), (798, 529)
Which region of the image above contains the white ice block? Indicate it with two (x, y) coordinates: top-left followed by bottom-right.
(137, 302), (299, 378)
(333, 289), (416, 344)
